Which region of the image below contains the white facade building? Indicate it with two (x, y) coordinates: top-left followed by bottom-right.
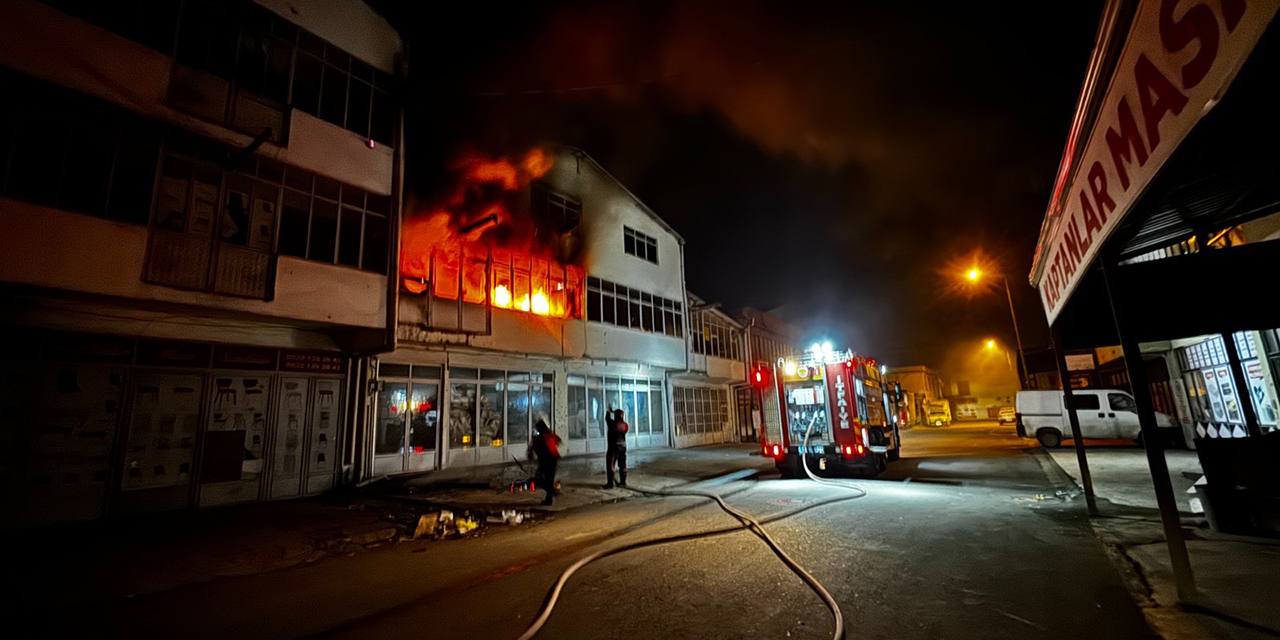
(371, 148), (689, 476)
(0, 0), (403, 525)
(673, 296), (748, 447)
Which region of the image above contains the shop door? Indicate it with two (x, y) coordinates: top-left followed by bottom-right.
(117, 372), (203, 515)
(270, 377), (309, 499)
(306, 377), (343, 493)
(406, 381), (440, 473)
(373, 375), (438, 476)
(735, 387), (753, 442)
(373, 381), (410, 475)
(199, 374), (272, 506)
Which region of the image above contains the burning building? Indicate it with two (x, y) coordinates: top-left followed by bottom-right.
(369, 147), (691, 474)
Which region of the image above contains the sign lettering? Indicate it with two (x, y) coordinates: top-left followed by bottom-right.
(1032, 0), (1278, 324)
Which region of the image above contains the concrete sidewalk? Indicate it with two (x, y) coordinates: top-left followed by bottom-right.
(2, 443), (768, 604)
(1049, 445), (1202, 514)
(1046, 444), (1280, 639)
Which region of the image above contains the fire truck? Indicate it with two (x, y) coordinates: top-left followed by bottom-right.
(752, 344), (902, 478)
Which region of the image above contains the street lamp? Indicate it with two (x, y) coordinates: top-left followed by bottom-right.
(962, 267), (1028, 389)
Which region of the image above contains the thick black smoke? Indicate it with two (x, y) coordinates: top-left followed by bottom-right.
(379, 0), (1104, 365)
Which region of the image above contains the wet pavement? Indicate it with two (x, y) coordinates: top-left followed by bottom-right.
(18, 422), (1160, 639)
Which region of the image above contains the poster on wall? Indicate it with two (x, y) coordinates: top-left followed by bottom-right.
(123, 374), (202, 491)
(274, 377), (309, 480)
(1203, 370), (1226, 423)
(1214, 366), (1242, 424)
(1169, 378), (1194, 428)
(308, 379), (340, 477)
(204, 376), (271, 482)
(1247, 361), (1279, 427)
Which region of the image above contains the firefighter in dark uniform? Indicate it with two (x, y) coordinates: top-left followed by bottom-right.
(530, 418), (561, 506)
(604, 408), (629, 488)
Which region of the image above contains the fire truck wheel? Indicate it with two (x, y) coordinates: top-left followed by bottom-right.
(888, 446), (900, 462)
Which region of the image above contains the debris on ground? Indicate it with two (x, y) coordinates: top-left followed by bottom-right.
(395, 503), (535, 541)
(455, 516), (479, 535)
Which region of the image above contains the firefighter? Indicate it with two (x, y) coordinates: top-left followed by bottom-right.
(530, 418), (562, 506)
(604, 408), (629, 488)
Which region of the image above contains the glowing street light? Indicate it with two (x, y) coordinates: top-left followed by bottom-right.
(957, 259), (1028, 389)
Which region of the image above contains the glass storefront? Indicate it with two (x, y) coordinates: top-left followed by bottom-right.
(1176, 331), (1280, 435)
(372, 362), (671, 470)
(373, 364), (440, 475)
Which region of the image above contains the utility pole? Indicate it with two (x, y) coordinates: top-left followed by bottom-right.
(1001, 274), (1029, 390)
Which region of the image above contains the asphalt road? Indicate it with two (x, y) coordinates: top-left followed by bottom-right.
(95, 421), (1157, 640)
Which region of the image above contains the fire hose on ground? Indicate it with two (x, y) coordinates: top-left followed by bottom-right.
(516, 415), (865, 640)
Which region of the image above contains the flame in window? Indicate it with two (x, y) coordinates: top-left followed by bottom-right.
(399, 149), (583, 319)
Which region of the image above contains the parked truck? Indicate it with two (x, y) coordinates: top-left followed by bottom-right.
(924, 400), (951, 426)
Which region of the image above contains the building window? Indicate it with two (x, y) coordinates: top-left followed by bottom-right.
(585, 277), (682, 336)
(674, 386), (728, 437)
(276, 167), (391, 273)
(143, 137), (389, 296)
(446, 369), (555, 449)
(45, 0), (399, 146)
(623, 226), (658, 264)
(691, 310), (743, 361)
(0, 68), (390, 294)
(0, 69), (160, 225)
(533, 185), (581, 233)
(600, 376), (664, 439)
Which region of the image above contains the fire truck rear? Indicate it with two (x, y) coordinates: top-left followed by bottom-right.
(752, 345), (901, 478)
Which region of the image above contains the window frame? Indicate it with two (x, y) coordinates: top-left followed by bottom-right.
(623, 226), (658, 264)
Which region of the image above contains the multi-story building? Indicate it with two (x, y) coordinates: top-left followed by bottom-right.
(370, 147), (688, 476)
(0, 0), (403, 526)
(674, 295), (747, 447)
(886, 365), (945, 426)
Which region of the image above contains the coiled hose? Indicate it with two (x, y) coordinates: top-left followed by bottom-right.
(515, 415), (866, 640)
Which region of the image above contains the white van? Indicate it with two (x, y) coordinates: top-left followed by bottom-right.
(1015, 389), (1179, 448)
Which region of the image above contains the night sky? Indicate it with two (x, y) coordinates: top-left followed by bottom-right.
(378, 1), (1105, 367)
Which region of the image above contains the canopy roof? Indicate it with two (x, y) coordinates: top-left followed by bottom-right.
(1028, 0), (1279, 325)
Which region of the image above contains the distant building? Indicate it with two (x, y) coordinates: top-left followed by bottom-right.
(886, 366), (945, 425)
(0, 0), (404, 526)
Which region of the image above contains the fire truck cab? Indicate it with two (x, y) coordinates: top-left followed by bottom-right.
(755, 345), (901, 478)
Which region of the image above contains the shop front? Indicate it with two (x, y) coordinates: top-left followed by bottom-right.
(1030, 0), (1280, 597)
(1173, 332), (1280, 439)
(370, 353), (671, 473)
(0, 330), (349, 527)
(672, 383), (732, 448)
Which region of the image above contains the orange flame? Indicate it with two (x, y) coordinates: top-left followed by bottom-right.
(400, 149), (582, 320)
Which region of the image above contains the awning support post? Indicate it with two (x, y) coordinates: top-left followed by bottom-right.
(1221, 332), (1264, 438)
(1101, 260), (1197, 602)
(1051, 325), (1098, 516)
